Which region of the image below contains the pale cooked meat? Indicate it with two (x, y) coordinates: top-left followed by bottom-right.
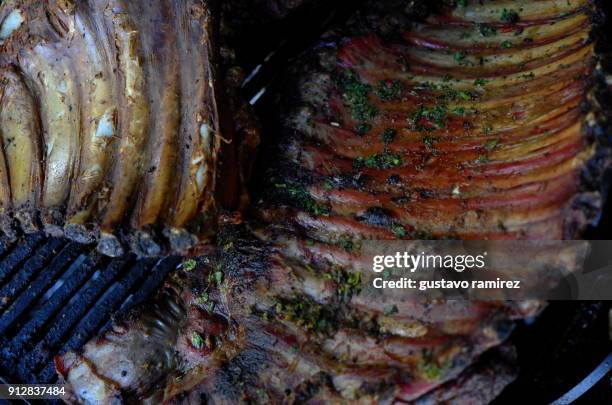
(0, 0), (259, 256)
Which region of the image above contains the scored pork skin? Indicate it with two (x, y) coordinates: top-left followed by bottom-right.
(0, 0), (259, 256)
(55, 1), (610, 404)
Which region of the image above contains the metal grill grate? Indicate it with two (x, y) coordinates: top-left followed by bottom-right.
(0, 233), (180, 387)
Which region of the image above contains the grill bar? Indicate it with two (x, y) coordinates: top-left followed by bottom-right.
(1, 254), (100, 367)
(0, 238), (66, 312)
(19, 257), (128, 376)
(0, 243), (85, 335)
(0, 233), (45, 285)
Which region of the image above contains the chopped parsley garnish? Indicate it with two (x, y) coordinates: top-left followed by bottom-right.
(453, 106), (466, 116)
(191, 332), (204, 349)
(274, 184), (331, 216)
(485, 139), (500, 150)
(475, 154), (489, 164)
(324, 268), (362, 299)
(501, 9), (520, 24)
(390, 223), (407, 237)
(182, 259), (197, 272)
(196, 292), (209, 304)
(410, 104), (449, 131)
(454, 51), (466, 62)
(196, 292), (214, 312)
(477, 23), (497, 37)
(273, 298), (336, 334)
(340, 71), (378, 126)
(208, 269), (223, 285)
(376, 79), (404, 101)
(415, 82), (476, 103)
(354, 152), (402, 170)
(422, 362), (442, 381)
(382, 128), (397, 144)
(356, 122), (372, 135)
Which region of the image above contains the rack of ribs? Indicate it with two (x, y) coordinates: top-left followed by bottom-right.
(0, 0), (260, 257)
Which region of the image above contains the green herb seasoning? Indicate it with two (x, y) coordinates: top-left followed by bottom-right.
(475, 154), (489, 164)
(410, 104), (449, 131)
(390, 223), (407, 237)
(356, 122), (372, 135)
(273, 298), (336, 334)
(196, 292), (215, 312)
(209, 269), (223, 285)
(325, 267), (362, 299)
(416, 81), (477, 103)
(477, 23), (497, 37)
(482, 125), (494, 135)
(340, 71), (377, 129)
(485, 139), (500, 150)
(354, 152), (402, 170)
(196, 292), (209, 305)
(182, 259), (197, 272)
(421, 362), (442, 381)
(454, 51), (466, 62)
(453, 106), (466, 116)
(191, 332), (204, 349)
(382, 128), (397, 144)
(501, 9), (520, 24)
(376, 79), (404, 101)
(274, 183), (331, 216)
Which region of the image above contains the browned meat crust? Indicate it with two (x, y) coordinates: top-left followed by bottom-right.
(56, 228), (536, 404)
(258, 0), (600, 242)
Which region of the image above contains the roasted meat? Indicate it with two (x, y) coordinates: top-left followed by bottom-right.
(259, 0), (602, 241)
(56, 0), (610, 404)
(0, 0), (259, 257)
(57, 227), (534, 404)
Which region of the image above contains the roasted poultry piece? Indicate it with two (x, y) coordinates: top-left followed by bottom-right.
(0, 0), (259, 257)
(55, 0), (611, 404)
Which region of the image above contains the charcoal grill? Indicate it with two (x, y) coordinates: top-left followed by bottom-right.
(1, 1), (612, 404)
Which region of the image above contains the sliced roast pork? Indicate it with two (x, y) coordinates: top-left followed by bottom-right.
(0, 0), (259, 256)
(56, 1), (610, 404)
